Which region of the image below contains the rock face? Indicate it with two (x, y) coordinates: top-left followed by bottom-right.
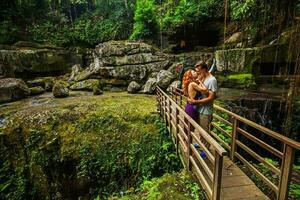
(156, 70), (175, 89)
(0, 43), (82, 78)
(52, 82), (69, 98)
(0, 78), (30, 103)
(127, 81), (141, 93)
(215, 44), (292, 74)
(73, 41), (171, 87)
(143, 78), (157, 94)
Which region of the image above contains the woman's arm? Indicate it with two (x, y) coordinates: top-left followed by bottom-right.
(190, 82), (208, 94)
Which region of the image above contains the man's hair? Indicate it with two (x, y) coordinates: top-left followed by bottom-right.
(195, 61), (208, 70)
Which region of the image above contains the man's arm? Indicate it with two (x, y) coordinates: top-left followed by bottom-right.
(188, 90), (215, 104)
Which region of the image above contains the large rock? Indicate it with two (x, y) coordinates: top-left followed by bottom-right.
(29, 86), (45, 95)
(143, 78), (157, 94)
(0, 78), (30, 103)
(215, 44), (293, 74)
(52, 82), (69, 98)
(69, 64), (83, 81)
(0, 42), (82, 78)
(156, 70), (175, 89)
(127, 81), (141, 93)
(167, 80), (181, 92)
(70, 79), (101, 91)
(73, 41), (171, 83)
(225, 32), (244, 44)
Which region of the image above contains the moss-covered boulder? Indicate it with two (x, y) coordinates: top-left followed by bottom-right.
(156, 70), (176, 89)
(127, 81), (141, 93)
(0, 92), (183, 200)
(29, 86), (45, 95)
(0, 78), (30, 103)
(52, 81), (69, 98)
(70, 79), (101, 91)
(143, 78), (157, 94)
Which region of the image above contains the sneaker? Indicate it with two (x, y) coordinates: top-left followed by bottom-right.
(200, 151), (206, 159)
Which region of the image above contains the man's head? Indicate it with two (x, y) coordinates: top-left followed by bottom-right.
(195, 61), (208, 77)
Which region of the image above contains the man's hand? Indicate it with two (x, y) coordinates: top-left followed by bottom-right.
(187, 98), (197, 104)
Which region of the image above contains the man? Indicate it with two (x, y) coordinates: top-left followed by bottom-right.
(188, 61), (218, 132)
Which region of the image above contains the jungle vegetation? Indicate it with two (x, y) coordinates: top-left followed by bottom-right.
(0, 0), (299, 47)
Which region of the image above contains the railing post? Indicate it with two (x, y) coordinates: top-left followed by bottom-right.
(212, 153), (223, 200)
(168, 98), (172, 133)
(277, 144), (295, 200)
(175, 107), (179, 155)
(180, 94), (183, 107)
(187, 120), (192, 170)
(230, 117), (238, 162)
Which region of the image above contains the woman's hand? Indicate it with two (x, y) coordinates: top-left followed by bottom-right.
(198, 81), (208, 92)
(187, 97), (197, 104)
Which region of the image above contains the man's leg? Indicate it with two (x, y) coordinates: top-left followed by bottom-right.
(198, 114), (212, 150)
(199, 114), (212, 133)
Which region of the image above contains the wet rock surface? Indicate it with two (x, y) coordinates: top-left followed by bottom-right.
(0, 78), (30, 103)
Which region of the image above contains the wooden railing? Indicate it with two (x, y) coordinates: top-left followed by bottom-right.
(169, 86), (300, 200)
(156, 87), (227, 200)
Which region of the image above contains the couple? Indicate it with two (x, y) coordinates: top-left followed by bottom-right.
(182, 61), (218, 133)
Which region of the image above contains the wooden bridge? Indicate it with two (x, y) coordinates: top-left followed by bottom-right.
(156, 87), (300, 200)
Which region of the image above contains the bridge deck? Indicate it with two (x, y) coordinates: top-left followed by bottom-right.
(221, 157), (269, 200)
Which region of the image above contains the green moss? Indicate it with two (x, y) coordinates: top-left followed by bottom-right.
(109, 170), (201, 200)
(0, 92), (182, 199)
(218, 73), (257, 89)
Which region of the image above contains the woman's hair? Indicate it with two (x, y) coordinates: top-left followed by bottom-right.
(182, 69), (195, 96)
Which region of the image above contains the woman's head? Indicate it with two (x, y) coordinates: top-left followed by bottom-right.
(182, 69), (197, 95)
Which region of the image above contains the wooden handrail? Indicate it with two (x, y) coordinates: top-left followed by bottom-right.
(168, 86), (300, 200)
(156, 86), (227, 200)
(158, 87), (227, 156)
(214, 104), (300, 150)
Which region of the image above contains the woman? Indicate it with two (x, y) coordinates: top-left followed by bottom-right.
(182, 69), (205, 121)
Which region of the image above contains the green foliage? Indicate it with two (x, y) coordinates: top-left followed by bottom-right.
(130, 0), (158, 40)
(112, 171), (201, 200)
(0, 92), (182, 199)
(0, 20), (22, 44)
(160, 0), (223, 33)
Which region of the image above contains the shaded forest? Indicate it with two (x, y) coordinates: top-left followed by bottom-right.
(1, 0), (299, 48)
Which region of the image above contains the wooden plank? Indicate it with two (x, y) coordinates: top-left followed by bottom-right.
(236, 140), (281, 175)
(237, 127), (283, 159)
(222, 157), (245, 177)
(221, 185), (269, 200)
(221, 175), (253, 188)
